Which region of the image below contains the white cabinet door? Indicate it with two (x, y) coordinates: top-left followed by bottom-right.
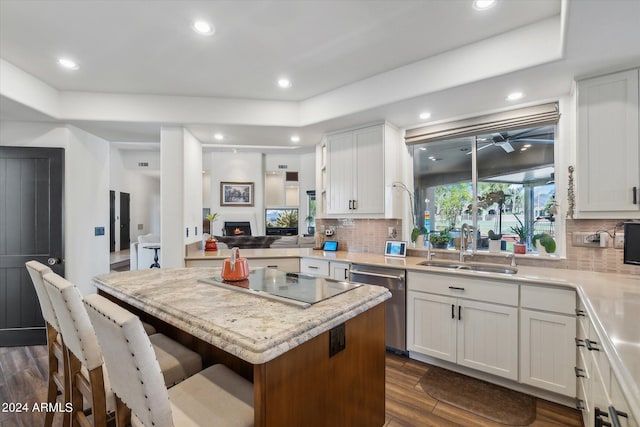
(325, 125), (385, 215)
(330, 261), (350, 281)
(300, 258), (330, 277)
(577, 68), (640, 213)
(520, 309), (577, 396)
(407, 291), (457, 363)
(456, 299), (519, 380)
(353, 126), (384, 214)
(326, 132), (354, 214)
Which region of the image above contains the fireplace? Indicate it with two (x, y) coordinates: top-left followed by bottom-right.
(224, 221), (252, 236)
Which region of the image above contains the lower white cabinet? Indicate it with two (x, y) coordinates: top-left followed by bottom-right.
(520, 309), (576, 396)
(300, 258), (350, 280)
(577, 304), (639, 427)
(407, 286), (518, 381)
(330, 261), (350, 281)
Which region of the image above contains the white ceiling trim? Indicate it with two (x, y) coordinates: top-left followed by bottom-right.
(0, 16), (563, 130)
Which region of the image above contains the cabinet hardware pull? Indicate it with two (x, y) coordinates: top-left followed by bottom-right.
(308, 266), (319, 269)
(608, 406), (627, 427)
(353, 200), (357, 209)
(595, 407), (611, 427)
(349, 200), (353, 210)
(458, 305), (462, 321)
(633, 186), (638, 205)
(349, 270), (405, 280)
(576, 399), (585, 411)
(451, 304), (455, 319)
(585, 338), (600, 351)
(448, 286), (465, 291)
(267, 265), (278, 268)
(575, 338), (586, 347)
(575, 309), (586, 316)
(574, 366), (586, 378)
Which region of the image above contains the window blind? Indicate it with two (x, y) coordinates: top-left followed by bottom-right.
(404, 103), (560, 145)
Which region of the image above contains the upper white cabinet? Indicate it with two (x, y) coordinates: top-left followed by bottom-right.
(322, 123), (401, 217)
(577, 68), (640, 216)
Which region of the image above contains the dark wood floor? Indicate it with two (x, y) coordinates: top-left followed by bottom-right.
(0, 345), (582, 427)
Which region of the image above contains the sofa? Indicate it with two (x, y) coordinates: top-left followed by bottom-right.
(212, 235), (315, 250)
(130, 234), (161, 270)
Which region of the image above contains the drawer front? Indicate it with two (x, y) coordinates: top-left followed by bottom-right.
(407, 272), (518, 306)
(300, 258), (330, 277)
(249, 258), (300, 273)
(521, 285), (576, 315)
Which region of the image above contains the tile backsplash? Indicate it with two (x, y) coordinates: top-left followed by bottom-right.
(315, 218), (402, 254)
(316, 217), (638, 275)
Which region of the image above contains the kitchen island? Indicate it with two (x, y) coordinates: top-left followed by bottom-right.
(93, 267), (390, 427)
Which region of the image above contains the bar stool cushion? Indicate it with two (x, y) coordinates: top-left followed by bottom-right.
(130, 364), (253, 427)
(25, 261), (59, 330)
(149, 333), (202, 387)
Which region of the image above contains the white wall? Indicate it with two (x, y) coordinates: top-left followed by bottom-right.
(299, 152), (316, 232)
(0, 121), (110, 294)
(109, 148), (161, 250)
(204, 152), (265, 235)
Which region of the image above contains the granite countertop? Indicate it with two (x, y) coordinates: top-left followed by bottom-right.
(92, 267), (390, 365)
(185, 248), (640, 419)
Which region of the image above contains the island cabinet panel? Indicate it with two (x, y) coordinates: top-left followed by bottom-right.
(253, 303), (386, 427)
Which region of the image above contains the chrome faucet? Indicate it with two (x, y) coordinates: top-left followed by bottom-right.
(459, 223), (473, 263)
(508, 253), (517, 268)
(426, 241), (434, 261)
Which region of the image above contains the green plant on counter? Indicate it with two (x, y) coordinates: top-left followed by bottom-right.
(429, 230), (451, 247)
(411, 226), (427, 243)
(205, 212), (219, 222)
(509, 215), (529, 243)
(487, 230), (502, 240)
(532, 233), (556, 253)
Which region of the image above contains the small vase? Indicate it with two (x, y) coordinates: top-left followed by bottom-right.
(489, 240), (502, 253)
(205, 240), (218, 251)
(513, 243), (527, 254)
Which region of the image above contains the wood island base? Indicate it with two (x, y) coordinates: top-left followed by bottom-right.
(99, 290), (386, 427)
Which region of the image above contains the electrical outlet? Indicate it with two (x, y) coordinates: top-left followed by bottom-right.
(572, 232), (601, 248)
(614, 233), (625, 249)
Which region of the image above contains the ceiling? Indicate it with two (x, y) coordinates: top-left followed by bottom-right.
(1, 0), (639, 152)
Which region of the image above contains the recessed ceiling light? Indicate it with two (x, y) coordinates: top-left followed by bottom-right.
(419, 147), (427, 151)
(57, 58), (79, 70)
(213, 133), (224, 141)
(419, 112), (431, 120)
(506, 92), (524, 101)
(473, 0), (496, 11)
(520, 147), (528, 151)
(290, 135), (300, 143)
(523, 144), (532, 148)
(277, 78), (292, 89)
(193, 20), (215, 36)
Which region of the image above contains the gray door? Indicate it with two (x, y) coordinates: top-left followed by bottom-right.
(119, 192), (130, 250)
(0, 146), (64, 346)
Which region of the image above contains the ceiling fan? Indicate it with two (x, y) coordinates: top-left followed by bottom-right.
(466, 133), (514, 155)
(478, 133), (515, 153)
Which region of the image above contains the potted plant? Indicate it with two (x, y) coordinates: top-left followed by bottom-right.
(487, 229), (503, 253)
(305, 215), (315, 235)
(411, 226), (427, 247)
(429, 229), (451, 249)
(204, 212), (219, 251)
(532, 233), (556, 255)
(509, 221), (529, 254)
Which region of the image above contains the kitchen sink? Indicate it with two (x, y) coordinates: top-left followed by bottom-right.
(418, 260), (517, 275)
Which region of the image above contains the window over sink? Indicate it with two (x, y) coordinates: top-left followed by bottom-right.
(412, 124), (557, 255)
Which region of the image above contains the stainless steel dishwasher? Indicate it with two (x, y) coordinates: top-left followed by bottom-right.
(349, 264), (406, 353)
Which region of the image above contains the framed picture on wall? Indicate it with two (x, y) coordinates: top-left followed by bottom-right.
(220, 182), (254, 206)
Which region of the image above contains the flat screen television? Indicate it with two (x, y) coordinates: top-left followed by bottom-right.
(265, 208), (298, 235)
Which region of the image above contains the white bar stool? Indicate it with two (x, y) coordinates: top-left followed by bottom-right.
(84, 293), (254, 427)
